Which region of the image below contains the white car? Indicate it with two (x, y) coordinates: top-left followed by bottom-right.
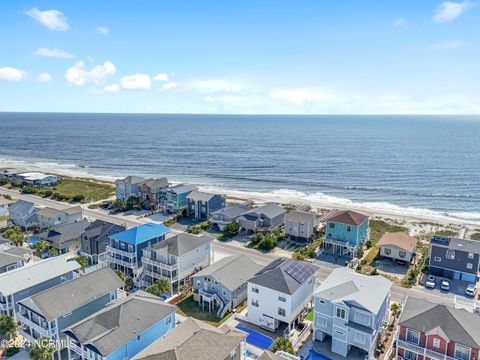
(440, 279), (450, 291)
(425, 275), (436, 289)
(465, 284), (477, 297)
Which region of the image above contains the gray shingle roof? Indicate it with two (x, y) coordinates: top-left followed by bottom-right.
(133, 318), (246, 360)
(151, 233), (213, 257)
(37, 207), (63, 218)
(314, 267), (391, 314)
(431, 236), (480, 254)
(2, 246), (32, 257)
(169, 184), (197, 194)
(194, 255), (263, 291)
(249, 258), (316, 295)
(0, 255), (81, 296)
(8, 200), (35, 214)
(39, 219), (90, 244)
(0, 252), (23, 268)
(141, 178), (169, 189)
(400, 297), (480, 348)
(18, 267), (124, 321)
(64, 291), (177, 356)
(210, 204), (251, 219)
(186, 191), (221, 202)
(285, 210), (316, 223)
(241, 203), (286, 220)
(84, 220), (125, 239)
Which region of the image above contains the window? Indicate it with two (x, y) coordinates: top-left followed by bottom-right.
(467, 263), (473, 270)
(354, 331), (367, 344)
(346, 226), (351, 232)
(319, 299), (325, 304)
(384, 248), (392, 255)
(404, 350), (417, 360)
(446, 249), (455, 259)
(399, 251), (406, 258)
(222, 289), (227, 296)
(137, 334), (141, 341)
(433, 338), (440, 348)
(468, 253), (474, 259)
(316, 316), (328, 328)
(165, 314), (172, 325)
(252, 286), (259, 293)
(336, 307), (346, 320)
(63, 312), (71, 318)
(454, 344), (471, 360)
(329, 223), (335, 229)
(251, 299), (259, 307)
(229, 349), (236, 360)
(434, 256), (442, 262)
(353, 311), (370, 326)
(406, 329), (420, 345)
(278, 296), (286, 302)
(278, 308), (286, 317)
(196, 280), (201, 287)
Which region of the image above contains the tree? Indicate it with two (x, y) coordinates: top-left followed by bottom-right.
(32, 240), (48, 257)
(47, 248), (58, 257)
(146, 278), (172, 297)
(28, 337), (56, 360)
(114, 199), (126, 211)
(224, 222), (240, 237)
(390, 303), (402, 318)
(115, 270), (133, 291)
(0, 314), (19, 340)
(2, 225), (25, 247)
(179, 284), (189, 295)
(271, 337), (294, 355)
(75, 256), (89, 268)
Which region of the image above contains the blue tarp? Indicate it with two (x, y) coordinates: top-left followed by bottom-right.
(235, 325), (273, 349)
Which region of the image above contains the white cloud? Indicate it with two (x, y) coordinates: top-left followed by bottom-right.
(0, 67), (27, 81)
(160, 81), (177, 91)
(269, 88), (331, 105)
(25, 7), (69, 31)
(393, 18), (408, 27)
(119, 73), (151, 90)
(103, 84), (120, 93)
(429, 40), (464, 50)
(95, 26), (109, 35)
(37, 72), (52, 82)
(187, 78), (249, 93)
(35, 47), (74, 59)
(153, 73), (169, 81)
(432, 1), (473, 23)
(64, 61), (116, 86)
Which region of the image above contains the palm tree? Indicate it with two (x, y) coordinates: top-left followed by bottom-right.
(146, 278), (172, 297)
(114, 270), (133, 291)
(0, 314), (19, 340)
(28, 336), (55, 360)
(75, 256), (89, 268)
(271, 337), (294, 355)
(32, 240), (48, 258)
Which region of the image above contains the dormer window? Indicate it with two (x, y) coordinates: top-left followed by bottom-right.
(446, 249), (455, 260)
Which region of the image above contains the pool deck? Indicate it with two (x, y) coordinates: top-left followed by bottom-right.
(298, 336), (367, 360)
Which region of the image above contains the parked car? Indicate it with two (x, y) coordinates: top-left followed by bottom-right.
(395, 259), (407, 266)
(440, 279), (450, 291)
(425, 275), (436, 289)
(465, 284), (478, 297)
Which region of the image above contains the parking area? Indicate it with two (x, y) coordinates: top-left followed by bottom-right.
(418, 273), (478, 299)
(375, 258), (409, 277)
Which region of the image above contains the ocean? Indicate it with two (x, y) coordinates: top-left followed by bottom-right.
(1, 112), (479, 223)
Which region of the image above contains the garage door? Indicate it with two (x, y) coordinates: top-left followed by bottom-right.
(460, 272), (476, 283)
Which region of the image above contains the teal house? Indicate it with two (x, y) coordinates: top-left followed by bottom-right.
(160, 184), (197, 213)
(106, 223), (170, 278)
(323, 210), (369, 258)
(64, 291), (177, 360)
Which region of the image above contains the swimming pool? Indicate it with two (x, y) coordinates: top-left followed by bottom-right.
(235, 325), (274, 349)
(306, 350), (331, 360)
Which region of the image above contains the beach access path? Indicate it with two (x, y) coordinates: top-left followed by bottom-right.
(0, 187), (473, 309)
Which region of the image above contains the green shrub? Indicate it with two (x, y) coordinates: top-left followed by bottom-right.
(363, 246), (379, 265)
(71, 194), (86, 202)
(21, 185), (38, 194)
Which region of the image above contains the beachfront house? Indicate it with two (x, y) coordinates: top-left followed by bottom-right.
(322, 210), (370, 258)
(0, 255), (81, 318)
(17, 172), (58, 186)
(186, 191), (226, 220)
(284, 210), (318, 241)
(115, 175), (146, 201)
(377, 232), (418, 263)
(37, 205), (83, 230)
(133, 317), (247, 360)
(247, 258), (315, 335)
(237, 203), (286, 235)
(397, 296), (480, 360)
(209, 204), (251, 231)
(141, 233), (213, 293)
(160, 184), (197, 213)
(0, 196), (13, 217)
(38, 219), (90, 254)
(64, 291), (177, 360)
(312, 267), (391, 359)
(193, 255), (263, 318)
(17, 267), (123, 349)
(8, 200), (38, 230)
(429, 235), (480, 283)
(81, 220), (126, 265)
(107, 223), (170, 278)
(139, 177), (169, 210)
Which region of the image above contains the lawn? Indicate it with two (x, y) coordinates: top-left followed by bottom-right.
(306, 309), (314, 321)
(175, 294), (234, 327)
(434, 229), (458, 237)
(369, 220), (408, 246)
(470, 233), (480, 241)
(51, 177), (114, 202)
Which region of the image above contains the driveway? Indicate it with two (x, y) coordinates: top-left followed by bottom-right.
(417, 274), (476, 300)
(375, 258), (409, 277)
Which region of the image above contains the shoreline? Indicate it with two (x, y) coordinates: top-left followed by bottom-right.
(1, 156), (480, 229)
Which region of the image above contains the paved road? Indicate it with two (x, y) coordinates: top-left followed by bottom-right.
(1, 187), (469, 308)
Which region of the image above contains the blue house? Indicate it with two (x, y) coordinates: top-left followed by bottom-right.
(186, 191), (226, 220)
(64, 291), (177, 360)
(322, 210), (369, 258)
(106, 223), (170, 278)
(0, 255), (81, 318)
(160, 184), (197, 213)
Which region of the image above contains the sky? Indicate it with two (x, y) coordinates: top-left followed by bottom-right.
(0, 1), (478, 114)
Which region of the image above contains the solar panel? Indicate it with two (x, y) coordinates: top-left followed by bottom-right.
(285, 261), (315, 284)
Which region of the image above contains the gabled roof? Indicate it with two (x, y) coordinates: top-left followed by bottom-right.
(84, 220), (125, 239)
(141, 178), (169, 189)
(399, 297), (480, 348)
(186, 191), (222, 202)
(110, 223), (170, 245)
(314, 267), (391, 314)
(63, 206), (83, 215)
(64, 291), (177, 356)
(258, 351), (286, 360)
(0, 251), (24, 268)
(0, 255), (81, 296)
(132, 318), (246, 360)
(168, 184), (197, 195)
(37, 207), (62, 218)
(285, 210), (316, 223)
(249, 258), (316, 295)
(210, 204), (251, 219)
(324, 210), (369, 226)
(116, 175), (147, 185)
(150, 233), (213, 257)
(377, 232), (418, 253)
(431, 236), (480, 254)
(8, 200), (35, 214)
(18, 267), (124, 321)
(1, 246), (32, 257)
(194, 255), (263, 291)
(39, 219), (90, 244)
(241, 203), (286, 220)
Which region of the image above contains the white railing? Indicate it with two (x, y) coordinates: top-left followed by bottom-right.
(198, 289), (227, 317)
(143, 269), (178, 283)
(106, 245), (136, 258)
(17, 313), (52, 338)
(142, 257), (177, 271)
(292, 322), (312, 348)
(275, 351), (301, 360)
(106, 254), (136, 269)
(69, 341), (82, 355)
(0, 302), (12, 311)
(397, 339), (457, 360)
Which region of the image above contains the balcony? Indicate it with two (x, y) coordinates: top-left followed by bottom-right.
(0, 302), (12, 311)
(69, 341), (82, 356)
(142, 257), (177, 271)
(143, 269), (178, 283)
(106, 254), (137, 269)
(16, 312), (52, 338)
(106, 245), (135, 258)
(397, 339), (457, 360)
